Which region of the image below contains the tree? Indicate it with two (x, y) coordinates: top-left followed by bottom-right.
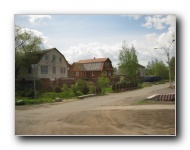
(170, 57), (175, 81)
(118, 41), (139, 84)
(145, 59), (169, 80)
(15, 25), (43, 78)
(97, 74), (110, 95)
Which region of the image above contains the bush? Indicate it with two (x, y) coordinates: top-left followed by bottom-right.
(82, 86), (90, 95)
(95, 87), (102, 94)
(55, 87), (62, 93)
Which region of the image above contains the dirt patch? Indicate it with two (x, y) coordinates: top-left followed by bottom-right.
(58, 109), (175, 135)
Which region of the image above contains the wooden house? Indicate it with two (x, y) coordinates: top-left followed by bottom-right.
(68, 58), (113, 80)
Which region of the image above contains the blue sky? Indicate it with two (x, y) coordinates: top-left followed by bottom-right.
(15, 14), (176, 67)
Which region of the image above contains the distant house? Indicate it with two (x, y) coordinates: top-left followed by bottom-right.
(138, 64), (145, 77)
(17, 48), (69, 81)
(68, 58), (113, 80)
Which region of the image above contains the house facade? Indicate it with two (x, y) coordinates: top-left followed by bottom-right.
(68, 58), (113, 80)
(18, 48), (69, 81)
(138, 64), (145, 77)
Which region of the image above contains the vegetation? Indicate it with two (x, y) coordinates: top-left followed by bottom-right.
(145, 59), (169, 80)
(170, 57), (175, 81)
(118, 41), (139, 85)
(97, 74), (110, 94)
(15, 25), (43, 78)
(15, 76), (111, 105)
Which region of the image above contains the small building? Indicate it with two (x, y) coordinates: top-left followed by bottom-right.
(68, 57), (113, 81)
(17, 48), (69, 81)
(138, 64), (145, 77)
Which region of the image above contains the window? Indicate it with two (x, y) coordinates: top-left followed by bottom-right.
(45, 55), (49, 61)
(83, 72), (86, 76)
(76, 71), (79, 76)
(92, 71), (94, 76)
(52, 67), (56, 74)
(60, 67), (66, 74)
(105, 62), (109, 67)
(52, 55), (56, 62)
(41, 66), (48, 74)
(59, 57), (62, 62)
(108, 71), (112, 76)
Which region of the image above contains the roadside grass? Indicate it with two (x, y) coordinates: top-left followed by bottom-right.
(135, 99), (175, 105)
(15, 92), (78, 105)
(135, 99), (157, 105)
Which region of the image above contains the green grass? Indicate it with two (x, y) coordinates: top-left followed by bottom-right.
(135, 99), (159, 105)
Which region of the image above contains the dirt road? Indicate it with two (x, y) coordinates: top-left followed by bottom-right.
(15, 83), (175, 135)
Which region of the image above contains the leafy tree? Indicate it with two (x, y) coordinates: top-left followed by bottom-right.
(15, 25), (43, 78)
(145, 59), (169, 80)
(170, 57), (175, 81)
(97, 74), (110, 94)
(118, 41), (139, 84)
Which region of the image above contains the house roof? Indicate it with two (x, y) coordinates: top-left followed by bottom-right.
(32, 48), (69, 66)
(77, 58), (109, 63)
(71, 57), (111, 71)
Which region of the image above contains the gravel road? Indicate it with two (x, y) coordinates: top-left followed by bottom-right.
(15, 83), (175, 135)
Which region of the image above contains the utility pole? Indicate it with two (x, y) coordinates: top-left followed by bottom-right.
(31, 64), (37, 99)
(154, 39), (175, 88)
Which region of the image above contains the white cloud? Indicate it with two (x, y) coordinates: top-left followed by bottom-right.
(27, 15), (52, 24)
(62, 42), (122, 67)
(139, 15), (176, 65)
(20, 28), (52, 48)
(142, 15), (166, 30)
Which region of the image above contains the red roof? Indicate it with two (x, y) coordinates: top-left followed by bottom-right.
(77, 58), (109, 63)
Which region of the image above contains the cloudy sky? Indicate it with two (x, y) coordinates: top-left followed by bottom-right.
(15, 14), (176, 67)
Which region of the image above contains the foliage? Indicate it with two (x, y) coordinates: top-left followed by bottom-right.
(170, 57), (175, 81)
(61, 84), (72, 98)
(145, 59), (169, 80)
(97, 74), (110, 94)
(87, 82), (96, 94)
(15, 25), (43, 78)
(118, 41), (139, 84)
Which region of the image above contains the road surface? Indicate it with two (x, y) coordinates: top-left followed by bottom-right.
(15, 83), (175, 135)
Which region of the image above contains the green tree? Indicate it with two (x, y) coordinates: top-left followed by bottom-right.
(15, 25), (43, 78)
(97, 74), (110, 95)
(145, 59), (169, 80)
(170, 57), (175, 81)
(119, 41), (139, 84)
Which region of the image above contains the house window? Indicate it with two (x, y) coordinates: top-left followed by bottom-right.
(52, 55), (56, 62)
(52, 66), (56, 74)
(59, 57), (62, 62)
(83, 72), (86, 76)
(92, 71), (94, 76)
(60, 67), (66, 74)
(76, 71), (79, 76)
(45, 55), (49, 61)
(105, 62), (109, 67)
(41, 66), (48, 74)
(108, 71), (112, 76)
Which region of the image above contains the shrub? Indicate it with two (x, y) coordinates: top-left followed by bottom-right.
(82, 86), (90, 95)
(55, 87), (62, 93)
(95, 87), (102, 94)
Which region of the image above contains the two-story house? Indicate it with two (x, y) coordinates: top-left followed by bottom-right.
(18, 48), (69, 81)
(68, 57), (113, 80)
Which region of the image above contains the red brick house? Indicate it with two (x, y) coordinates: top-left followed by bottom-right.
(68, 58), (113, 81)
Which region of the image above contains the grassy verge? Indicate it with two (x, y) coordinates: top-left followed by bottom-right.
(135, 99), (175, 105)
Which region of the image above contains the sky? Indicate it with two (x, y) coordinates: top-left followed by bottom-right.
(15, 14), (176, 67)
